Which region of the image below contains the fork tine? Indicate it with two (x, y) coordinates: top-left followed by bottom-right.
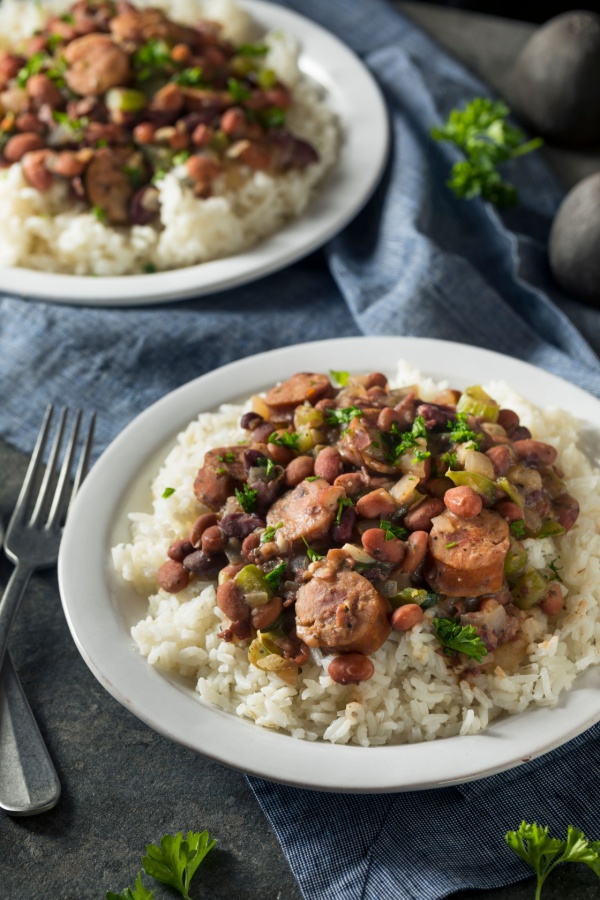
(67, 412), (96, 520)
(8, 405), (54, 529)
(47, 410), (82, 529)
(30, 408), (68, 527)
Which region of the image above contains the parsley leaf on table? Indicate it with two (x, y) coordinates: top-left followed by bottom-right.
(142, 831), (217, 900)
(431, 98), (543, 207)
(505, 822), (600, 900)
(106, 872), (154, 900)
(433, 617), (488, 662)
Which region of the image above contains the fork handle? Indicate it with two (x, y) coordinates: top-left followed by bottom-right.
(0, 651), (61, 815)
(0, 561), (33, 675)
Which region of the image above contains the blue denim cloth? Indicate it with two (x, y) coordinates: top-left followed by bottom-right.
(2, 1), (600, 897)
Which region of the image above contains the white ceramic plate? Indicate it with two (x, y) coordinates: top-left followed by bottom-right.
(0, 1), (388, 307)
(58, 337), (600, 792)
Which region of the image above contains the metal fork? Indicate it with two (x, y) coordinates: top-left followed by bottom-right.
(0, 406), (95, 816)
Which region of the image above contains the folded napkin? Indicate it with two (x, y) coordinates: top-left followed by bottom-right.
(2, 0), (600, 897)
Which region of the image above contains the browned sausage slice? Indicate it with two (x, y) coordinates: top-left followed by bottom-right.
(425, 509), (510, 597)
(264, 372), (331, 409)
(64, 34), (131, 96)
(266, 476), (334, 544)
(295, 567), (391, 655)
(84, 148), (132, 225)
(193, 446), (247, 510)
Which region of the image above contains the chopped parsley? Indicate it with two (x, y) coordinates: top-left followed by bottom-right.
(381, 415), (431, 465)
(52, 110), (88, 137)
(217, 452), (236, 463)
(325, 406), (364, 427)
(235, 484), (258, 513)
(92, 205), (107, 223)
(379, 520), (407, 541)
(303, 537), (324, 562)
(227, 77), (251, 102)
(216, 467), (226, 476)
(172, 150), (191, 166)
(510, 518), (527, 540)
(260, 106), (286, 128)
(549, 558), (563, 583)
(123, 164), (145, 189)
(142, 262), (156, 274)
(264, 561), (286, 589)
(306, 475), (320, 482)
(445, 541), (457, 549)
(335, 496), (354, 525)
(433, 617), (488, 662)
(173, 66), (204, 86)
(505, 821), (600, 899)
(439, 450), (458, 470)
(47, 33), (64, 52)
(133, 38), (173, 82)
(236, 43), (269, 56)
(16, 52), (46, 88)
(60, 12), (75, 24)
(446, 411), (482, 448)
(261, 521), (282, 544)
(268, 431), (300, 450)
(329, 370), (350, 386)
(162, 487), (176, 499)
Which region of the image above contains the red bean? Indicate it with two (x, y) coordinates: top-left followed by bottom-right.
(157, 560), (189, 593)
(5, 132), (44, 163)
(133, 122), (155, 144)
(151, 82), (184, 114)
(403, 498), (445, 532)
(512, 439), (558, 467)
(201, 525), (226, 554)
(363, 372), (388, 389)
(266, 440), (294, 466)
(284, 455), (314, 487)
(167, 539), (194, 562)
(192, 123), (214, 147)
(314, 446), (343, 483)
(171, 43), (191, 64)
(400, 531), (428, 573)
(251, 596), (283, 630)
(552, 493), (580, 532)
(356, 488), (395, 519)
(21, 149), (53, 191)
(220, 563), (245, 580)
(361, 527), (405, 564)
(318, 485), (345, 512)
(334, 472), (364, 496)
(216, 581), (249, 621)
(190, 513), (218, 547)
(241, 532), (261, 560)
(391, 604), (424, 631)
(377, 407), (405, 432)
(220, 106), (247, 137)
(444, 486), (482, 519)
(541, 583), (564, 616)
(495, 501), (524, 523)
(26, 73), (63, 107)
(486, 444), (513, 477)
(497, 408), (520, 434)
(328, 653), (374, 685)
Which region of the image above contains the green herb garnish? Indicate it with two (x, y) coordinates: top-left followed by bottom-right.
(268, 431), (300, 450)
(260, 107), (286, 128)
(433, 617), (488, 662)
(92, 205), (107, 223)
(106, 872), (154, 900)
(162, 487), (176, 499)
(510, 519), (527, 540)
(379, 520), (407, 541)
(123, 164), (145, 189)
(329, 370), (350, 386)
(303, 537), (324, 562)
(16, 52), (46, 88)
(261, 521), (282, 544)
(431, 98), (543, 207)
(141, 831), (216, 900)
(217, 452), (236, 463)
(237, 43), (269, 56)
(381, 415), (430, 465)
(325, 406), (364, 427)
(264, 561), (286, 588)
(235, 484), (258, 513)
(306, 475), (320, 482)
(227, 77), (251, 102)
(52, 109), (88, 137)
(173, 66), (203, 86)
(446, 411), (481, 448)
(505, 822), (600, 900)
(133, 38), (173, 82)
(142, 262), (156, 274)
(445, 541), (457, 549)
(60, 12), (75, 24)
(440, 450), (458, 470)
(548, 558), (563, 583)
(335, 496), (354, 525)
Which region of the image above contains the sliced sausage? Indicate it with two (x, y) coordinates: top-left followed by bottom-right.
(295, 567), (391, 655)
(266, 477), (334, 545)
(264, 372), (331, 409)
(425, 509), (510, 597)
(193, 446), (247, 510)
(64, 34), (131, 96)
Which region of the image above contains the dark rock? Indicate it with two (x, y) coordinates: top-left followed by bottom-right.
(549, 172), (600, 305)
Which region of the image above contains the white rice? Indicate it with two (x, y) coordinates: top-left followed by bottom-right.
(0, 0), (339, 275)
(111, 363), (600, 745)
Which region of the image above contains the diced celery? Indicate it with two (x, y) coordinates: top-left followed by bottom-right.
(456, 385), (499, 422)
(106, 88), (147, 112)
(294, 404), (325, 431)
(235, 564), (272, 603)
(496, 476), (524, 509)
(258, 68), (277, 89)
(511, 569), (548, 610)
(535, 519), (567, 539)
(390, 588), (440, 609)
(446, 469), (496, 503)
(504, 537), (527, 579)
(296, 429), (323, 453)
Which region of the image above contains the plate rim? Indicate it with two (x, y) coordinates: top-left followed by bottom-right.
(0, 0), (389, 306)
(58, 336), (600, 792)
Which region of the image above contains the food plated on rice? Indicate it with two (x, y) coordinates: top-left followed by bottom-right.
(112, 362), (600, 747)
(0, 0), (338, 275)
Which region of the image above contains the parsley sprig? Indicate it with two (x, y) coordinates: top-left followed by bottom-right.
(264, 560), (286, 588)
(235, 484), (258, 513)
(325, 406), (364, 427)
(261, 521), (282, 544)
(433, 617), (488, 662)
(335, 496), (354, 525)
(381, 415), (430, 465)
(446, 411), (482, 448)
(107, 873), (153, 900)
(303, 537), (324, 562)
(505, 822), (600, 900)
(510, 518), (527, 540)
(268, 431), (300, 450)
(379, 520), (407, 541)
(431, 98), (543, 207)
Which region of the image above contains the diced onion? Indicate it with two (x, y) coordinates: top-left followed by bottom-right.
(244, 590), (270, 608)
(341, 543), (376, 565)
(390, 474), (420, 505)
(463, 449), (495, 479)
(251, 394), (272, 420)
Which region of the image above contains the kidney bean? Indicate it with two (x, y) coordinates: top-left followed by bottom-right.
(220, 563), (245, 580)
(361, 528), (405, 564)
(285, 455), (314, 487)
(190, 513), (218, 547)
(494, 501), (523, 523)
(157, 559), (189, 593)
(192, 123), (215, 147)
(511, 425), (532, 442)
(328, 653), (374, 685)
(259, 540), (281, 560)
(48, 151), (88, 178)
(129, 185), (160, 225)
(183, 549), (225, 574)
(220, 512), (265, 540)
(4, 132), (45, 163)
(416, 403), (455, 430)
(201, 525), (226, 554)
(497, 408), (520, 434)
(250, 422), (275, 443)
(220, 106), (247, 137)
(171, 43), (191, 64)
(229, 619), (252, 640)
(15, 112), (45, 135)
(425, 477), (452, 500)
(391, 603), (424, 631)
(355, 488), (395, 519)
(377, 407), (405, 432)
(167, 539), (194, 562)
(362, 372), (388, 389)
(217, 581), (249, 621)
(229, 139), (271, 170)
(331, 505), (357, 546)
(444, 486), (482, 519)
(541, 583), (564, 616)
(334, 472), (364, 496)
(251, 596), (283, 630)
(403, 498), (445, 532)
(318, 485), (345, 512)
(486, 444), (513, 477)
(512, 439), (558, 467)
(133, 122), (155, 144)
(27, 73), (63, 108)
(552, 493), (580, 532)
(151, 82), (184, 115)
(314, 446), (343, 483)
(266, 441), (294, 466)
(21, 149), (53, 191)
(241, 532), (261, 560)
(241, 411), (263, 430)
(400, 531), (429, 573)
